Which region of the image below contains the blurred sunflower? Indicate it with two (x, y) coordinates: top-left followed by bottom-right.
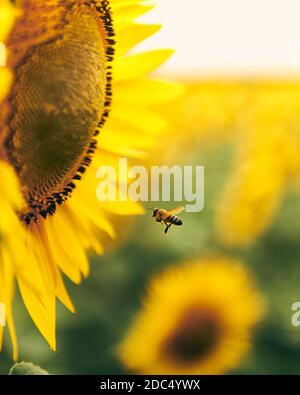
(119, 257), (264, 375)
(216, 83), (300, 246)
(0, 0), (181, 359)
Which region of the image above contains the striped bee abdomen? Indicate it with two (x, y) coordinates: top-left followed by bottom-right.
(167, 215), (183, 226)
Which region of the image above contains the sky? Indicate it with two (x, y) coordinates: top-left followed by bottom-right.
(139, 0), (300, 77)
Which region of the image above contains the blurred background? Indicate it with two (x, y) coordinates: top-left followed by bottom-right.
(2, 0), (300, 374)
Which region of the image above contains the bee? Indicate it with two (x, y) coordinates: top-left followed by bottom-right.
(149, 207), (185, 234)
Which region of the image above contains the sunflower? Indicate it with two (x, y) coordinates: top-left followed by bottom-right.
(119, 257), (264, 375)
(0, 0), (181, 359)
(215, 83), (300, 246)
(216, 121), (298, 246)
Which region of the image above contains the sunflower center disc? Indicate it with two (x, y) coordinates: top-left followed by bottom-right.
(5, 3), (111, 222)
(163, 308), (219, 365)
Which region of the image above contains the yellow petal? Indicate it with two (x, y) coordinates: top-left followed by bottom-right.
(103, 200), (145, 215)
(113, 2), (155, 28)
(18, 279), (56, 350)
(116, 24), (161, 55)
(114, 78), (184, 106)
(114, 50), (174, 82)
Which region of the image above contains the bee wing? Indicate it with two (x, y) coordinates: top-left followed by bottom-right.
(167, 207), (185, 216)
(159, 209), (170, 220)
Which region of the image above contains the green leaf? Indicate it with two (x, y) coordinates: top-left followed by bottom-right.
(9, 362), (49, 375)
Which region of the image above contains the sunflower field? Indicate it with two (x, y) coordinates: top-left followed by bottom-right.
(1, 0), (300, 376)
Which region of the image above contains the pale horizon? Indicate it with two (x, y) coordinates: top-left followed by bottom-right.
(138, 0), (300, 77)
